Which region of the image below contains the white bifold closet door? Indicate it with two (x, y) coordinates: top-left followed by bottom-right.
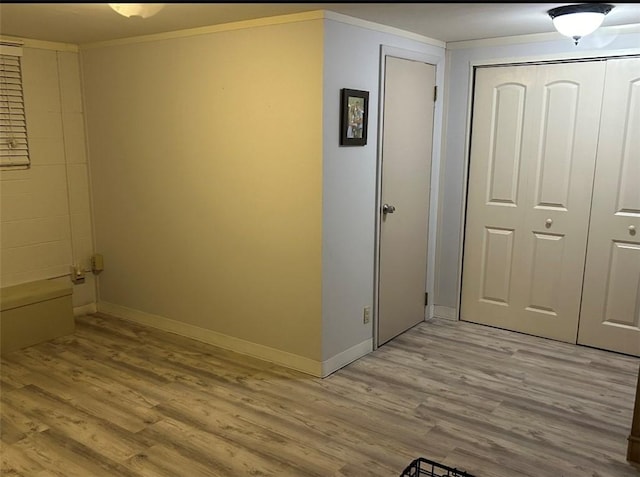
(461, 61), (606, 344)
(577, 58), (640, 356)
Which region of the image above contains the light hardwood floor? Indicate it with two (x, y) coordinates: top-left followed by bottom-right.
(1, 313), (639, 477)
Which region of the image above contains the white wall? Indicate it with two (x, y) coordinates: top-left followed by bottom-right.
(321, 15), (445, 363)
(434, 27), (640, 312)
(0, 45), (95, 309)
(81, 18), (324, 365)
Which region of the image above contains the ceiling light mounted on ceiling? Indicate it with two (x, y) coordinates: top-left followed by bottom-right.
(548, 3), (614, 45)
(109, 4), (165, 19)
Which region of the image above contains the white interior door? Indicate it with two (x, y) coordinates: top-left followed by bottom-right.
(461, 61), (606, 342)
(577, 58), (640, 357)
(378, 56), (435, 346)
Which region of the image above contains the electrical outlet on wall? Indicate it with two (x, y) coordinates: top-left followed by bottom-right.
(70, 265), (85, 284)
(91, 253), (104, 274)
(363, 306), (371, 324)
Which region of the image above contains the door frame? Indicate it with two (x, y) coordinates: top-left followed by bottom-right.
(457, 48), (640, 323)
(373, 46), (444, 349)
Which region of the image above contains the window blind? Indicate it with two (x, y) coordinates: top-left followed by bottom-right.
(0, 45), (29, 167)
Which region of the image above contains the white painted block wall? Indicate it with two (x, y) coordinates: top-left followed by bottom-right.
(0, 46), (95, 308)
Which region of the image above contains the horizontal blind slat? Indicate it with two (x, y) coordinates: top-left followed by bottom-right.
(0, 140), (28, 148)
(0, 115), (26, 120)
(0, 101), (24, 109)
(0, 114), (26, 121)
(0, 157), (30, 166)
(0, 148), (29, 155)
(1, 137), (28, 144)
(0, 127), (27, 134)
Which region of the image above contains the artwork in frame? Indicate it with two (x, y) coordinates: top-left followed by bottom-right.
(340, 88), (369, 146)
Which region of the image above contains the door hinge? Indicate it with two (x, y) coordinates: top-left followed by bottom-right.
(425, 292), (429, 306)
(433, 85), (438, 102)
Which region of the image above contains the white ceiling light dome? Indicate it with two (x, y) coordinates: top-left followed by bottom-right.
(108, 4), (165, 19)
(548, 3), (614, 45)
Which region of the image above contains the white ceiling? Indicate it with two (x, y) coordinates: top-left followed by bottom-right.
(1, 3), (639, 45)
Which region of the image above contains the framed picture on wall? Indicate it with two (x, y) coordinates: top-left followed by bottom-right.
(340, 88), (369, 146)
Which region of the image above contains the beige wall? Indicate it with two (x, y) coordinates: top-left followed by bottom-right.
(0, 47), (95, 308)
(82, 20), (324, 360)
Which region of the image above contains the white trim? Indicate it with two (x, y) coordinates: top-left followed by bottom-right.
(373, 46), (385, 350)
(470, 48), (640, 68)
(321, 339), (372, 377)
(0, 35), (78, 52)
(433, 305), (456, 321)
(97, 302), (323, 377)
(73, 303), (97, 317)
(433, 48), (453, 308)
(80, 10), (326, 50)
(446, 23), (640, 50)
(380, 46), (443, 66)
(455, 51), (477, 326)
(324, 11), (445, 48)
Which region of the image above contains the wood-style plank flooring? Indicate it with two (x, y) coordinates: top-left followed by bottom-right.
(1, 313), (639, 476)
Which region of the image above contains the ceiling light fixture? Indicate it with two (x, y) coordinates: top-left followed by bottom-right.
(108, 4), (165, 19)
(548, 3), (614, 45)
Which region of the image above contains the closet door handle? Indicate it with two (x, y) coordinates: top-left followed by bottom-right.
(545, 218), (553, 228)
(630, 225), (637, 236)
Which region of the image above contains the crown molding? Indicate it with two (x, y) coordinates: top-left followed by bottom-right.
(80, 10), (325, 50)
(323, 11), (445, 48)
(446, 23), (640, 50)
(80, 9), (446, 51)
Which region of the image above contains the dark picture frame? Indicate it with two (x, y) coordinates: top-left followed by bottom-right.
(340, 88), (369, 146)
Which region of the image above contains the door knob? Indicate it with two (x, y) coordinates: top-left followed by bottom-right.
(382, 204), (396, 215)
(630, 225), (637, 236)
(545, 218), (553, 228)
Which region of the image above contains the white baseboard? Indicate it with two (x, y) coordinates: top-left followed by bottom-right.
(432, 305), (457, 321)
(73, 303), (97, 317)
(321, 339), (373, 378)
(97, 302), (324, 377)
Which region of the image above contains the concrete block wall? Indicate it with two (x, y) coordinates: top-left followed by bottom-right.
(0, 46), (95, 309)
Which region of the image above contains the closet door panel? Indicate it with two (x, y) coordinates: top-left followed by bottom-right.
(578, 58), (640, 356)
(462, 61), (606, 343)
(462, 65), (534, 324)
(534, 80), (579, 209)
